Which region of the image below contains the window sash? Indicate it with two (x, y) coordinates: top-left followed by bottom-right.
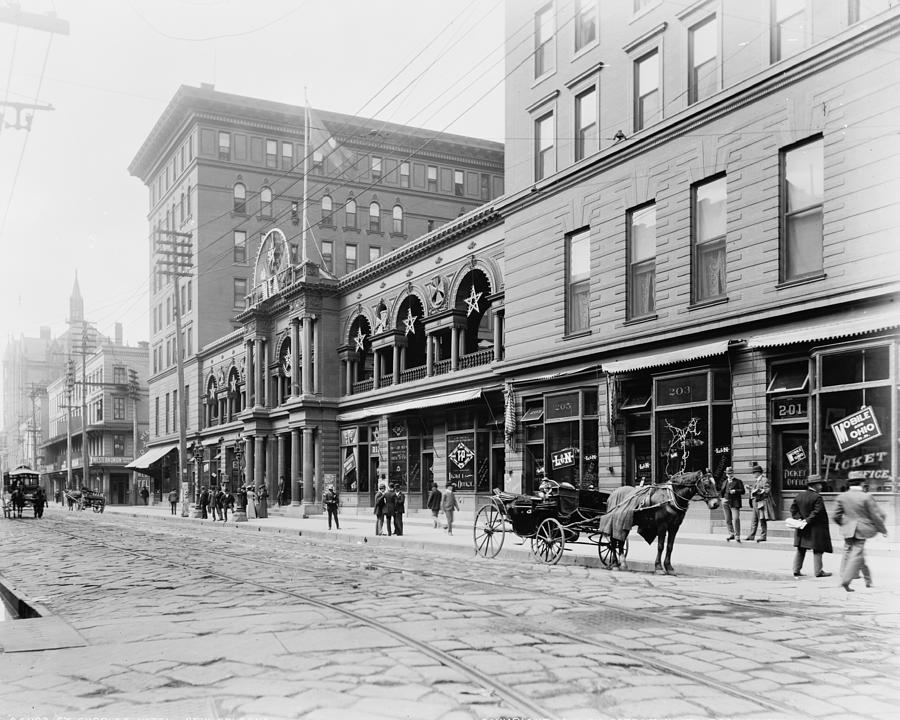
(535, 113), (555, 180)
(400, 162), (410, 187)
(575, 0), (597, 51)
(785, 207), (824, 278)
(782, 138), (824, 280)
(689, 17), (718, 104)
(534, 6), (554, 77)
(630, 260), (656, 317)
(773, 0), (805, 61)
(346, 246), (358, 273)
(575, 87), (598, 161)
(635, 51), (660, 131)
(696, 237), (726, 300)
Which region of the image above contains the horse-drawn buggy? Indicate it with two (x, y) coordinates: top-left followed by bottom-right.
(473, 470), (720, 574)
(64, 486), (106, 512)
(472, 478), (628, 566)
(2, 465), (46, 519)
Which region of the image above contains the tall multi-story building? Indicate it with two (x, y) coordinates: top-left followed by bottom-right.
(128, 4), (899, 534)
(40, 333), (149, 504)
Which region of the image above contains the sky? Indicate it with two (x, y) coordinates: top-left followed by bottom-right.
(0, 0), (506, 354)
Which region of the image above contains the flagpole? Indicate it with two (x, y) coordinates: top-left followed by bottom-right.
(302, 89), (310, 265)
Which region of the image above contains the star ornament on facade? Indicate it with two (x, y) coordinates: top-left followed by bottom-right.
(354, 328), (367, 352)
(465, 286), (483, 317)
(403, 307), (418, 335)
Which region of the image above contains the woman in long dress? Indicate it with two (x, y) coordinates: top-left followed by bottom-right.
(246, 486), (258, 519)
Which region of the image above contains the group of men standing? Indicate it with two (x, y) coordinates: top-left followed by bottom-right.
(373, 480), (407, 536)
(197, 485), (234, 521)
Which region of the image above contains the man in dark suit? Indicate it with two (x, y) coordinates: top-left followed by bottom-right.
(834, 476), (888, 591)
(383, 484), (397, 536)
(790, 476), (832, 578)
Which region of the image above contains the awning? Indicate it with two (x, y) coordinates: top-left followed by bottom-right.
(337, 388), (483, 423)
(746, 308), (899, 349)
(512, 363), (602, 385)
(602, 340), (731, 374)
(125, 444), (177, 470)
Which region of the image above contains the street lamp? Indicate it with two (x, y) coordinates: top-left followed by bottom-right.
(190, 440), (204, 518)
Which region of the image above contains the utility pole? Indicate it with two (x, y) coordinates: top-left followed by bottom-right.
(26, 383), (44, 470)
(157, 228), (193, 517)
(129, 368), (140, 504)
(65, 358), (74, 490)
(80, 326), (91, 488)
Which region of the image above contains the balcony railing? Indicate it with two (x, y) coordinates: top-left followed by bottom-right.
(459, 348), (493, 369)
(353, 379), (373, 394)
(433, 359), (451, 376)
(379, 375), (394, 387)
(399, 366), (427, 383)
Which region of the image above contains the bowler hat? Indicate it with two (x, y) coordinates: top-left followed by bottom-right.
(752, 464), (763, 474)
(806, 476), (824, 488)
(847, 476), (865, 485)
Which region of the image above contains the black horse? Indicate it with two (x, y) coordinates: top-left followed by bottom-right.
(10, 486), (26, 518)
(601, 471), (720, 575)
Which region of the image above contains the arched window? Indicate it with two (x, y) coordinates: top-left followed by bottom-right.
(369, 201), (381, 232)
(233, 183), (246, 213)
(345, 198), (357, 228)
(260, 186), (272, 216)
(322, 195), (333, 225)
(392, 204), (403, 234)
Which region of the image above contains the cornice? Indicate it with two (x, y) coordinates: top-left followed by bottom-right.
(500, 12), (900, 217)
(623, 22), (667, 53)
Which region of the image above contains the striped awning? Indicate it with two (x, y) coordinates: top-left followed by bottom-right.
(602, 340), (731, 374)
(746, 307), (899, 348)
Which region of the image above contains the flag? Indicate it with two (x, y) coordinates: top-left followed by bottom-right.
(306, 106), (354, 172)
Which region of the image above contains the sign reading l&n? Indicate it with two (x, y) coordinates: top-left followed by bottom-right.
(551, 447), (575, 470)
(831, 406), (882, 453)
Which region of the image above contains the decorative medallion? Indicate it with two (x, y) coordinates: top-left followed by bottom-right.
(403, 307), (418, 335)
(464, 285), (483, 317)
(426, 275), (446, 309)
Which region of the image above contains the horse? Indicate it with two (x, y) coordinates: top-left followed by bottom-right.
(10, 486), (26, 518)
(602, 471), (720, 575)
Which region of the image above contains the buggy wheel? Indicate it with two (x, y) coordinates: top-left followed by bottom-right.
(598, 533), (630, 567)
(93, 503), (102, 513)
(531, 518), (565, 565)
(473, 502), (505, 558)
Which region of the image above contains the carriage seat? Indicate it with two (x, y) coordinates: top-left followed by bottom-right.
(557, 482), (579, 517)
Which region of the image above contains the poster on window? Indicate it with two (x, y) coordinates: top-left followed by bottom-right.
(786, 446), (806, 466)
(447, 435), (475, 491)
(550, 447), (576, 470)
(830, 405), (882, 453)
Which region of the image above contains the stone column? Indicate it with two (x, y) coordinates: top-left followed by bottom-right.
(290, 318), (300, 397)
(459, 327), (467, 355)
(493, 309), (503, 362)
(302, 317), (313, 394)
(344, 359), (352, 396)
(265, 435), (275, 491)
(291, 428), (301, 506)
(451, 327), (459, 371)
(252, 340), (261, 408)
(392, 343), (400, 385)
(312, 316), (320, 394)
(262, 339), (270, 407)
(246, 435), (255, 487)
(426, 332), (433, 376)
(372, 349), (380, 390)
(302, 427), (314, 503)
(277, 433), (286, 496)
(254, 435), (265, 492)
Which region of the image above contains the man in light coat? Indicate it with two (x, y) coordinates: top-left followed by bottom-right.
(790, 476), (832, 578)
(833, 476), (887, 591)
(745, 465), (775, 542)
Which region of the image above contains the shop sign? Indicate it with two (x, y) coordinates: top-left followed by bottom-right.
(830, 406), (882, 452)
(772, 396), (807, 421)
(342, 453), (356, 474)
(545, 392), (579, 420)
(341, 428), (357, 445)
(388, 440), (408, 486)
(550, 447), (576, 470)
(786, 446), (806, 466)
(447, 436), (475, 490)
(822, 451), (889, 473)
(657, 374), (707, 406)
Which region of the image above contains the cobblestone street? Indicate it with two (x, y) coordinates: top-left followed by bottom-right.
(1, 508), (898, 720)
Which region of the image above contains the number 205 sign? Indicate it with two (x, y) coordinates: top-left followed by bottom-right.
(831, 406), (882, 453)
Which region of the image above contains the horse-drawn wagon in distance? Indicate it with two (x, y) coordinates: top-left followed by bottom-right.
(2, 465), (46, 519)
(64, 486), (106, 512)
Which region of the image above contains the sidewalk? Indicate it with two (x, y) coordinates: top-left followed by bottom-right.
(91, 504), (897, 585)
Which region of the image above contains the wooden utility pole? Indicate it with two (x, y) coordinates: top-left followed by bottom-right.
(65, 358), (74, 490)
(156, 228), (193, 516)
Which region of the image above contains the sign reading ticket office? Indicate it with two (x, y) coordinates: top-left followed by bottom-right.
(830, 405), (882, 453)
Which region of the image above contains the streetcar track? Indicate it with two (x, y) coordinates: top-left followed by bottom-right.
(25, 516), (814, 717)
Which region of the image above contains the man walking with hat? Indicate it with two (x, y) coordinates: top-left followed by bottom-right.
(789, 476), (832, 578)
(834, 477), (887, 591)
(745, 464), (775, 542)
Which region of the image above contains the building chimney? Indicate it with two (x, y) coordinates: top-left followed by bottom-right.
(115, 323), (123, 345)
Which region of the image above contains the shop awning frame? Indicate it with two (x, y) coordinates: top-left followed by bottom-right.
(602, 340), (732, 374)
(337, 388), (483, 423)
(125, 444), (177, 470)
(746, 308), (899, 349)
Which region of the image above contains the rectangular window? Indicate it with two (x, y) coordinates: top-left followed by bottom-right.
(574, 0), (597, 52)
(321, 240), (333, 272)
(187, 327), (193, 356)
(634, 49), (660, 132)
(427, 165), (438, 192)
(534, 4), (555, 78)
(312, 149), (324, 172)
(172, 389), (177, 432)
(218, 131), (230, 160)
(781, 137), (824, 281)
(233, 278), (247, 309)
(234, 230), (247, 263)
(772, 0), (806, 62)
(113, 435), (125, 456)
(186, 184), (192, 218)
(282, 141), (293, 169)
(369, 246), (381, 263)
(535, 111), (555, 180)
(454, 170), (465, 197)
(628, 203), (656, 318)
(849, 0), (881, 23)
(114, 396), (126, 420)
(693, 175), (727, 301)
(266, 139), (278, 168)
(400, 161), (410, 188)
(165, 393), (170, 434)
(346, 244), (358, 274)
(155, 396), (159, 435)
(566, 229), (591, 333)
(575, 86), (598, 161)
(480, 173), (491, 201)
(371, 156), (382, 179)
(187, 279), (192, 310)
(689, 15), (718, 104)
(114, 366), (126, 385)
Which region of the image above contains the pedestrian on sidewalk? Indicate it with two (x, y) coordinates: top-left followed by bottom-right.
(277, 475), (285, 506)
(441, 483), (460, 535)
(323, 483), (340, 530)
(246, 485), (258, 519)
(213, 486), (224, 521)
(168, 488), (178, 515)
(257, 483), (268, 518)
(198, 486), (209, 519)
(383, 484), (397, 536)
(140, 486), (149, 505)
(720, 466), (744, 542)
(427, 482), (442, 528)
(834, 477), (887, 591)
(790, 476), (832, 578)
(393, 484), (405, 536)
(374, 483), (387, 535)
(745, 465), (774, 542)
(222, 487), (234, 521)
